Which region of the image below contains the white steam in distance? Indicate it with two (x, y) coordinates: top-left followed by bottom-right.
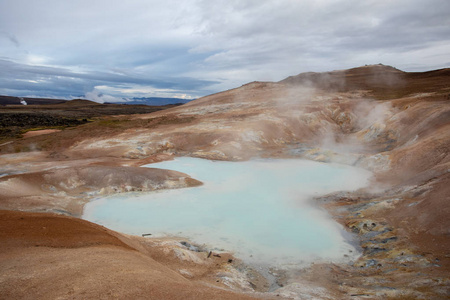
(85, 89), (129, 104)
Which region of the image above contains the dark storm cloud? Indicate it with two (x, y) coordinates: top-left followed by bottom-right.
(0, 58), (217, 98)
(0, 0), (449, 99)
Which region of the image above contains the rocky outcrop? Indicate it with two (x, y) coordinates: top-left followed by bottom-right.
(0, 165), (201, 216)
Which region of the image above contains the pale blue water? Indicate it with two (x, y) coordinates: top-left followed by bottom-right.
(83, 157), (371, 267)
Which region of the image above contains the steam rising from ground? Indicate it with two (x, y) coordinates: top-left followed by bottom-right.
(203, 80), (398, 160)
(85, 89), (129, 103)
(73, 67), (400, 178)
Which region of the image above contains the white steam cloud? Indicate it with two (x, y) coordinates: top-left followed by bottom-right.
(85, 89), (129, 104)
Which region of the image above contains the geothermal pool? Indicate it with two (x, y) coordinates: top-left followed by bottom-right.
(83, 157), (372, 267)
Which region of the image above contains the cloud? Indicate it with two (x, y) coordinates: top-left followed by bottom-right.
(0, 0), (449, 99)
(84, 89), (128, 103)
(0, 58), (216, 98)
(0, 31), (20, 47)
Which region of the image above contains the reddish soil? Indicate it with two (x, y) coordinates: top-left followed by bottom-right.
(0, 210), (261, 299)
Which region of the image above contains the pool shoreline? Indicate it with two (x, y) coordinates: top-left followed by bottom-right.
(83, 156), (371, 272)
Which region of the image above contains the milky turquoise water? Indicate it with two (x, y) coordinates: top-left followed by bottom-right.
(83, 157), (372, 267)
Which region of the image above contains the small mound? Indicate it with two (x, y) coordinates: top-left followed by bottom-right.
(344, 64), (404, 76)
(0, 210), (132, 249)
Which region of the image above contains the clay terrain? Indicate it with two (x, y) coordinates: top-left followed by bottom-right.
(0, 65), (449, 299)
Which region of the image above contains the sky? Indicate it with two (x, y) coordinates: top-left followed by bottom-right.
(0, 0), (449, 102)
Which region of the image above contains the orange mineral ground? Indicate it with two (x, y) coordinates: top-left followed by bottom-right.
(0, 210), (260, 299)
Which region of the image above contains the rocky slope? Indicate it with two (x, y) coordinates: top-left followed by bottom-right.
(0, 64), (449, 299)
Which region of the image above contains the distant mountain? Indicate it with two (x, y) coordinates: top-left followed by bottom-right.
(114, 97), (193, 106)
(0, 95), (193, 106)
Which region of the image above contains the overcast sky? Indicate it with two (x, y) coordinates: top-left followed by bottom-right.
(1, 0), (449, 102)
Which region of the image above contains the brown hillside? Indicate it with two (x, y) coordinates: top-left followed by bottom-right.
(281, 64), (450, 99)
(0, 210), (259, 300)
